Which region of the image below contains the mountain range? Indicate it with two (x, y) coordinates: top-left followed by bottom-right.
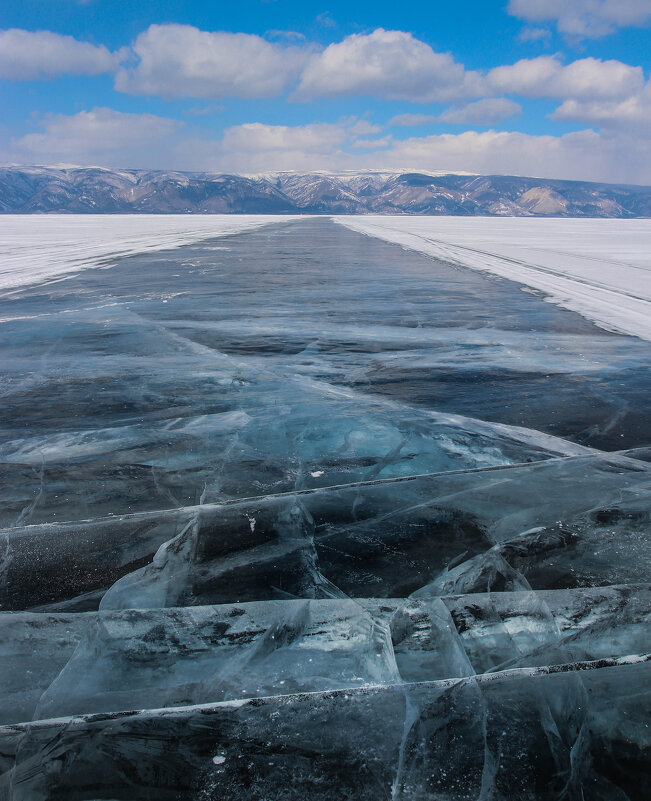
(1, 166), (650, 217)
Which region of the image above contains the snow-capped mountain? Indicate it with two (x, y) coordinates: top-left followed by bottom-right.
(1, 166), (650, 217)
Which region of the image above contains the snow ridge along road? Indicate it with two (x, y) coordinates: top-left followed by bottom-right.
(336, 215), (651, 342)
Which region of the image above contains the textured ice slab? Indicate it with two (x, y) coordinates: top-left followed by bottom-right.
(336, 215), (651, 341)
(10, 600), (399, 723)
(2, 451), (649, 612)
(0, 214), (291, 292)
(1, 657), (647, 800)
(1, 585), (646, 725)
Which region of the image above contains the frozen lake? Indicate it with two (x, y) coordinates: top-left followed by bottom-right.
(338, 215), (651, 341)
(0, 217), (649, 800)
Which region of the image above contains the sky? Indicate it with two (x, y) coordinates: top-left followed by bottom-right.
(0, 0), (650, 183)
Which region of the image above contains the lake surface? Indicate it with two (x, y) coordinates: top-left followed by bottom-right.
(0, 218), (649, 801)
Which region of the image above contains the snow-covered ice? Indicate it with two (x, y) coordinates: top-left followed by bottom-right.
(0, 214), (293, 292)
(336, 215), (651, 341)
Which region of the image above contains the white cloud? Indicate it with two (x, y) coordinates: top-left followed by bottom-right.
(189, 118), (389, 172)
(0, 28), (121, 79)
(295, 28), (481, 103)
(10, 107), (180, 167)
(115, 24), (309, 99)
(439, 98), (522, 125)
(551, 81), (651, 130)
(184, 104), (226, 117)
(508, 0), (651, 38)
(389, 114), (439, 127)
(211, 121), (351, 171)
(352, 135), (394, 149)
(390, 100), (522, 127)
(316, 12), (337, 29)
(378, 129), (651, 184)
(222, 121), (348, 153)
(487, 56), (644, 100)
(348, 120), (383, 136)
(518, 27), (552, 42)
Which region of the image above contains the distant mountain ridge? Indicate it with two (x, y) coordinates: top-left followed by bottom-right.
(1, 166), (650, 217)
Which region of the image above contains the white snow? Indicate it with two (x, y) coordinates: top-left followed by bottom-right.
(335, 216), (651, 342)
(0, 214), (293, 292)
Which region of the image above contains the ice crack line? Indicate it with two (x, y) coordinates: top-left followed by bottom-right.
(3, 653), (647, 734)
(4, 450), (644, 534)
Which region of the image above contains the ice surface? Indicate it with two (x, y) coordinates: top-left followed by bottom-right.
(0, 585), (646, 725)
(0, 214), (292, 292)
(336, 215), (651, 341)
(0, 658), (648, 800)
(0, 218), (649, 799)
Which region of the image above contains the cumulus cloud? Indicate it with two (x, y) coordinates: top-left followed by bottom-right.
(486, 56), (644, 100)
(295, 30), (642, 107)
(115, 24), (310, 99)
(0, 28), (122, 79)
(508, 0), (651, 38)
(551, 81), (651, 130)
(295, 28), (481, 103)
(10, 107), (180, 167)
(439, 98), (522, 125)
(2, 24), (646, 119)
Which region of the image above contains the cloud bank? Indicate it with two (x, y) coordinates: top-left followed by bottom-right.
(9, 110), (651, 185)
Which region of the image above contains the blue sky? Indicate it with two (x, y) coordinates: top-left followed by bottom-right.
(1, 0), (650, 182)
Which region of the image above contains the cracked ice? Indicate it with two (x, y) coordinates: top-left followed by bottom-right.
(0, 217), (649, 800)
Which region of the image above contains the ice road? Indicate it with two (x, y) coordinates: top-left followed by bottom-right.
(0, 217), (649, 801)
